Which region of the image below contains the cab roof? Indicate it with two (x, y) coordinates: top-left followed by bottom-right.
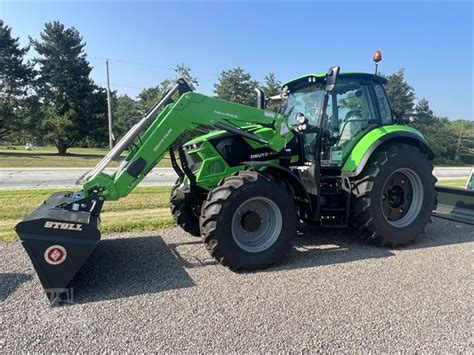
(283, 72), (387, 89)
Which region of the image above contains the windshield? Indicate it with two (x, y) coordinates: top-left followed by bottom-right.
(282, 85), (325, 126)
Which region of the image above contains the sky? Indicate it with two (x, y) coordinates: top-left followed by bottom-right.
(1, 1), (473, 120)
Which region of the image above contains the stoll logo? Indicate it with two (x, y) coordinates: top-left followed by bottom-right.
(44, 221), (83, 231)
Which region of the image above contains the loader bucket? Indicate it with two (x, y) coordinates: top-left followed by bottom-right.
(15, 191), (102, 305)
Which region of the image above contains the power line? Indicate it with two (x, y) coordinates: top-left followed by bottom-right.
(26, 54), (219, 78)
(23, 54), (219, 91)
(97, 82), (144, 90)
(92, 56), (221, 94)
(89, 56), (218, 78)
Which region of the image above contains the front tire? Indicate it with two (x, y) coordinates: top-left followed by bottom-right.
(200, 171), (297, 270)
(350, 144), (436, 246)
(170, 180), (201, 236)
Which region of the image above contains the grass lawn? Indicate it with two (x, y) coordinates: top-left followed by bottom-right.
(0, 179), (467, 242)
(0, 186), (174, 242)
(0, 145), (172, 168)
(436, 179), (466, 188)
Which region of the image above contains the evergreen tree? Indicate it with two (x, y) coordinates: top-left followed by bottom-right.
(31, 21), (106, 154)
(214, 67), (259, 106)
(384, 68), (415, 121)
(114, 65), (198, 144)
(262, 73), (281, 112)
(412, 98), (435, 126)
(0, 20), (33, 140)
(411, 99), (457, 162)
(112, 94), (143, 140)
(138, 64), (198, 110)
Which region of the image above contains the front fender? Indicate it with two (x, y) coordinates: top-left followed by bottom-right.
(242, 161), (312, 211)
(341, 125), (434, 177)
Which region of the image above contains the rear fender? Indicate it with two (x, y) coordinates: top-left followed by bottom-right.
(341, 125), (434, 178)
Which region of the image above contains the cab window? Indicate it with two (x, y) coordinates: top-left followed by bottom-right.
(327, 79), (375, 147)
(374, 83), (393, 124)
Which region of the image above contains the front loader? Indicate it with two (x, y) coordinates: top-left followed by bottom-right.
(15, 67), (473, 305)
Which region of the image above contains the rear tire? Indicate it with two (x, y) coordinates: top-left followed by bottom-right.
(200, 170), (297, 270)
(170, 180), (200, 236)
(350, 144), (436, 246)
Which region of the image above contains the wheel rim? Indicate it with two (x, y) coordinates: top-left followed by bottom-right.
(231, 197), (283, 253)
(381, 168), (424, 228)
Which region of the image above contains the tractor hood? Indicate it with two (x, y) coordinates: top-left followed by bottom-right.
(184, 129), (227, 147)
(183, 124), (267, 148)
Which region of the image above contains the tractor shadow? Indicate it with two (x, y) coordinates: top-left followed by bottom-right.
(70, 235), (195, 304)
(67, 219), (472, 304)
(161, 218), (473, 276)
(277, 226), (394, 271)
(275, 218), (474, 272)
(0, 273), (31, 302)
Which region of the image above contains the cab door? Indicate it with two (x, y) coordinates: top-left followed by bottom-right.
(324, 78), (380, 166)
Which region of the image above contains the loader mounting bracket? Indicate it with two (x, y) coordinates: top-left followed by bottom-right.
(59, 193), (105, 217)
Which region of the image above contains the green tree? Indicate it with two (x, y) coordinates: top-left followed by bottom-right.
(31, 21), (106, 154)
(138, 64), (198, 110)
(81, 86), (109, 147)
(384, 68), (415, 122)
(410, 99), (461, 163)
(262, 73), (281, 112)
(111, 65), (198, 146)
(214, 67), (259, 106)
(412, 98), (435, 126)
(112, 94), (142, 140)
(449, 119), (474, 163)
(411, 100), (473, 164)
(0, 20), (33, 140)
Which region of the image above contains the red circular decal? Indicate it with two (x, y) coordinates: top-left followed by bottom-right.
(44, 245), (67, 265)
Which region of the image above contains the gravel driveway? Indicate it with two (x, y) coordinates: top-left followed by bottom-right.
(1, 219), (472, 352)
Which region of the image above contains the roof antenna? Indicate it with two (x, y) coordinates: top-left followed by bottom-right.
(373, 50), (382, 75)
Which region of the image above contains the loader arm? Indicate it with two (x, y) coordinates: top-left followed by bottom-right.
(14, 79), (294, 305)
(83, 82), (293, 201)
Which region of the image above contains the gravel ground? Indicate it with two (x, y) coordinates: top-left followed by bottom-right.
(0, 218), (472, 352)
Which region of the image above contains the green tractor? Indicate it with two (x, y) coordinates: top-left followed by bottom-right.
(17, 66), (440, 304)
(171, 68), (438, 269)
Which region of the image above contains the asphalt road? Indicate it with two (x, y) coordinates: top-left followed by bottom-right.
(0, 167), (177, 189)
(0, 167), (472, 189)
(1, 218), (472, 352)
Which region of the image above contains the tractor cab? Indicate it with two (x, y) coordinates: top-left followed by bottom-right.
(281, 73), (393, 167)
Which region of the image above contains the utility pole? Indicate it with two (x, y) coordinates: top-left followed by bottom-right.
(106, 59), (114, 149)
(455, 129), (463, 161)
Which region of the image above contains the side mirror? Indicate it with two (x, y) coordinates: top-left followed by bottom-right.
(295, 112), (308, 132)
